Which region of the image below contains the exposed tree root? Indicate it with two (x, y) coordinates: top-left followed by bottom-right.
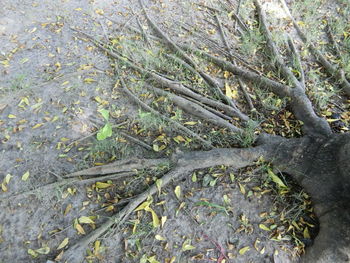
(60, 146), (267, 262)
(279, 0), (350, 97)
(1, 172), (135, 201)
(254, 0), (332, 137)
(150, 86), (242, 133)
(60, 2), (350, 263)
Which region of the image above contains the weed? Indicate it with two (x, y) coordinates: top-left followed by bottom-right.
(136, 110), (165, 131)
(10, 74), (30, 91)
(233, 120), (258, 147)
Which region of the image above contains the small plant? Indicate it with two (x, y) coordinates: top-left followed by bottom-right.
(233, 120), (258, 147)
(96, 109), (113, 141)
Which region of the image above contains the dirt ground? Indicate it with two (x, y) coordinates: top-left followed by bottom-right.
(0, 0), (323, 262)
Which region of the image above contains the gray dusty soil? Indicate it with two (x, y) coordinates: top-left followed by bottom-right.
(0, 0), (312, 262)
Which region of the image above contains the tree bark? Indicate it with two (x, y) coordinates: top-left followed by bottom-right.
(260, 133), (350, 262)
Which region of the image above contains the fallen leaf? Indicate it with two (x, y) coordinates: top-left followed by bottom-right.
(79, 216), (95, 224)
(259, 224), (270, 231)
(239, 246), (250, 255)
(57, 238), (69, 250)
(174, 185), (181, 200)
(22, 171), (30, 181)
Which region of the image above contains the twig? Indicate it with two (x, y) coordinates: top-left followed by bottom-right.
(60, 146), (266, 262)
(98, 18), (109, 42)
(75, 29), (247, 121)
(254, 0), (331, 136)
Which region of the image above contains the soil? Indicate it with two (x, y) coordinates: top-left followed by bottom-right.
(0, 0), (322, 262)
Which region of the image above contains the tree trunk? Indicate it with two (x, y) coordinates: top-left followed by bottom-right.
(261, 133), (350, 262)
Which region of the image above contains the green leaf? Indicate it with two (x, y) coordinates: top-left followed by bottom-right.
(182, 239), (196, 251)
(98, 109), (109, 121)
(267, 169), (287, 188)
(97, 123), (113, 141)
(259, 224), (271, 231)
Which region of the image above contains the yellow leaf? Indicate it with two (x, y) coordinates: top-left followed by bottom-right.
(153, 144), (159, 152)
(239, 246), (250, 255)
(79, 216), (95, 224)
(174, 185), (181, 200)
(94, 240), (101, 255)
(57, 237), (69, 250)
(259, 224), (270, 231)
(223, 71), (230, 79)
(1, 183), (7, 192)
(22, 171), (30, 181)
(27, 249), (38, 258)
(183, 121), (197, 125)
(95, 182), (113, 189)
(303, 227), (310, 239)
(35, 246), (50, 255)
(84, 78), (96, 83)
(135, 199), (152, 211)
(147, 256), (160, 263)
(4, 174), (12, 184)
(75, 223), (86, 235)
(267, 169), (287, 188)
(238, 183), (246, 195)
(155, 235), (166, 241)
(64, 204), (72, 216)
(145, 206), (160, 227)
(8, 114), (16, 119)
(156, 179), (162, 196)
(95, 8), (104, 15)
(225, 83), (233, 98)
(161, 216), (167, 228)
(32, 123), (44, 129)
